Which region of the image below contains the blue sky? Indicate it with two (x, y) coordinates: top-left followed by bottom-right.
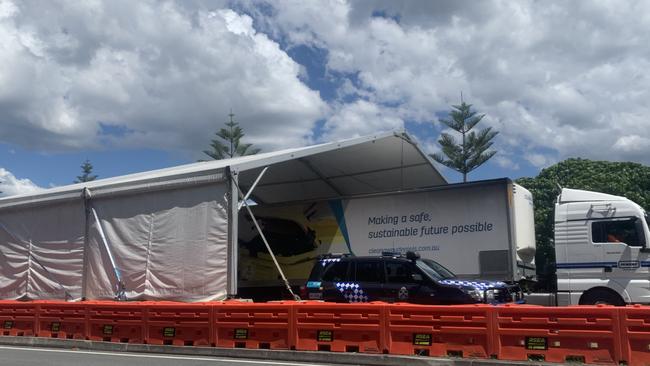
(1, 1), (650, 195)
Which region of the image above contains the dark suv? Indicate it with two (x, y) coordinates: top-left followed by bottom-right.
(302, 252), (524, 304)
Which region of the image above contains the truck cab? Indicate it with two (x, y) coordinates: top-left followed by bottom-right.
(555, 188), (650, 305)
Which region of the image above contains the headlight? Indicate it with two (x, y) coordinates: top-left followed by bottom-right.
(464, 288), (483, 302)
(485, 289), (501, 302)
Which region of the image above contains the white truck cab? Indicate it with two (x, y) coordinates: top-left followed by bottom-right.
(555, 188), (650, 305)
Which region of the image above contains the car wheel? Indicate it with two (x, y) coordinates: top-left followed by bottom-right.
(579, 288), (625, 306)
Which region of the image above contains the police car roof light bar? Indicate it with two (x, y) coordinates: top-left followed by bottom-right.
(322, 253), (351, 258)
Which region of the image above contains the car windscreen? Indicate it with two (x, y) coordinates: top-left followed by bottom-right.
(416, 258), (456, 280)
(308, 259), (350, 282)
(322, 261), (350, 282)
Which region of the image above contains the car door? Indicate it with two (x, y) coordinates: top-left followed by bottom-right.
(382, 260), (422, 303)
(348, 259), (384, 302)
(319, 260), (351, 302)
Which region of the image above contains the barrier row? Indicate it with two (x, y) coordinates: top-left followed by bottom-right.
(0, 300), (649, 365)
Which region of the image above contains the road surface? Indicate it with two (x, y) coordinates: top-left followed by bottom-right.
(0, 346), (343, 366)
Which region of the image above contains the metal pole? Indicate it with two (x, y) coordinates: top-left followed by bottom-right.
(237, 166), (268, 211)
(90, 206), (126, 300)
(227, 167), (239, 297)
(232, 178), (300, 300)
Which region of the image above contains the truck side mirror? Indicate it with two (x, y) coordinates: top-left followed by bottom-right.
(411, 273), (423, 282)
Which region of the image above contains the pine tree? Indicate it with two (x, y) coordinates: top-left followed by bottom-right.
(75, 160), (98, 183)
(203, 111), (260, 160)
(431, 100), (498, 182)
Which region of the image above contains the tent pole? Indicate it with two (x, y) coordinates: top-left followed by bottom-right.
(232, 178), (300, 301)
(89, 205), (126, 300)
(237, 166), (268, 211)
(81, 188), (91, 301)
(227, 167), (239, 297)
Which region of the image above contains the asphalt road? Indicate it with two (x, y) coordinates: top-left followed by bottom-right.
(0, 346), (343, 366)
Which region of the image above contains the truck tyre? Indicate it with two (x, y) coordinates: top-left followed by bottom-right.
(579, 288), (625, 306)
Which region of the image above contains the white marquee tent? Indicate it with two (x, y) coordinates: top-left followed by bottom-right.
(0, 130), (446, 302)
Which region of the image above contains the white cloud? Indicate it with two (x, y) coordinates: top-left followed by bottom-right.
(322, 100), (403, 142)
(612, 135), (650, 156)
(0, 168), (42, 197)
(0, 1), (327, 155)
(256, 0), (650, 166)
(613, 135), (650, 152)
(3, 0), (650, 173)
(525, 153), (556, 169)
(494, 156), (520, 171)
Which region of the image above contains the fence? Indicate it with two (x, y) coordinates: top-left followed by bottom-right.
(0, 300), (648, 364)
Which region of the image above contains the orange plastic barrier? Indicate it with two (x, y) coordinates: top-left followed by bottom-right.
(35, 301), (86, 339)
(146, 302), (213, 346)
(620, 305), (650, 366)
(5, 300), (650, 365)
(214, 301), (293, 350)
(0, 301), (37, 337)
(87, 301), (146, 344)
(385, 303), (493, 358)
(293, 301), (385, 353)
(493, 304), (622, 364)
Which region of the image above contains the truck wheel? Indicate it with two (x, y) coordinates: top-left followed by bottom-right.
(579, 289), (625, 306)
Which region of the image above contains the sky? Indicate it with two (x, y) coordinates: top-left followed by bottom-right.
(1, 0), (650, 196)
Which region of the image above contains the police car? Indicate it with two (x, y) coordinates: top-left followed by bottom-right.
(301, 252), (524, 304)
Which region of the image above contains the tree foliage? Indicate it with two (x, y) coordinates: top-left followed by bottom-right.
(74, 159), (98, 183)
(203, 112), (260, 160)
(515, 158), (650, 290)
(431, 101), (498, 182)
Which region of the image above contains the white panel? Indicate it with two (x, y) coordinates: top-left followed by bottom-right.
(0, 201), (85, 300)
(0, 226), (28, 299)
(512, 184), (536, 264)
(85, 183), (229, 301)
(342, 183), (510, 279)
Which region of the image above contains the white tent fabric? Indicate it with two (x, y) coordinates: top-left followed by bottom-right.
(0, 175), (229, 302)
(0, 201), (85, 300)
(85, 184), (229, 301)
(0, 130), (446, 302)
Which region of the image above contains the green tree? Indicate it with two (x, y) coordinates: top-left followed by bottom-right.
(203, 111), (260, 160)
(431, 101), (498, 182)
(516, 158), (650, 290)
(74, 159), (98, 183)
